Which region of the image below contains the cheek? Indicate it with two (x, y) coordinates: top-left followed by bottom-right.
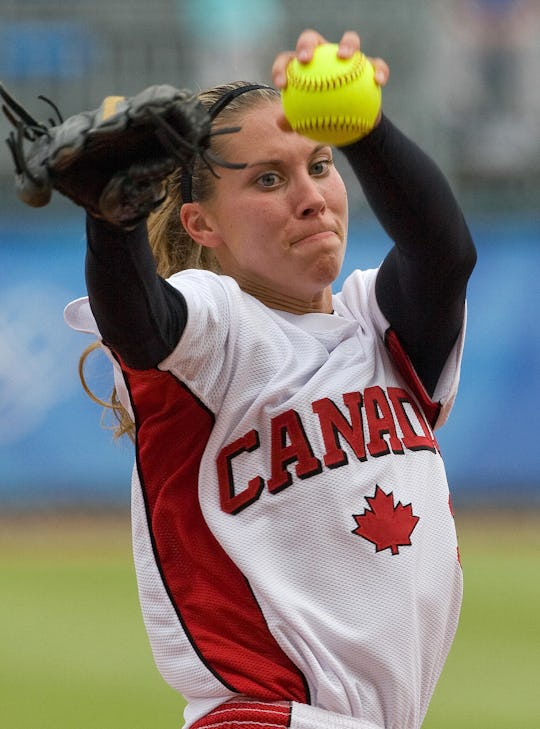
(334, 180), (349, 219)
(323, 173), (348, 224)
(243, 202), (285, 247)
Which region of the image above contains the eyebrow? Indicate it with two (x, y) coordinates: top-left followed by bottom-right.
(246, 145), (330, 168)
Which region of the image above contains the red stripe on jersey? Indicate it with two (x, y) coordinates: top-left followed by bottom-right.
(191, 700), (292, 729)
(121, 364), (309, 703)
(384, 329), (441, 428)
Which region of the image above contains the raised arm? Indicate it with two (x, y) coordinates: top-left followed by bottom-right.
(272, 29), (476, 396)
(341, 116), (476, 395)
(0, 83), (209, 369)
(85, 215), (187, 369)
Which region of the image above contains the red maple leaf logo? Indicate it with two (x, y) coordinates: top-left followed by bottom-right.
(352, 485), (420, 555)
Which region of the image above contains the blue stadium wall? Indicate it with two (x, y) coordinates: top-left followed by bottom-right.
(1, 213), (538, 509)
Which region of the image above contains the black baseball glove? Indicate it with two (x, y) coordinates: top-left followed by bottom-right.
(0, 83), (244, 229)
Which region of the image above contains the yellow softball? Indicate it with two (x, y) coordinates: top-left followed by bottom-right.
(281, 43), (382, 147)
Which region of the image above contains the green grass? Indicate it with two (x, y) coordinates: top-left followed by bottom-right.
(422, 511), (540, 729)
(2, 510), (539, 729)
(1, 513), (183, 729)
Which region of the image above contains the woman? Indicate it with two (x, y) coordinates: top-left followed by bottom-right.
(66, 29), (476, 729)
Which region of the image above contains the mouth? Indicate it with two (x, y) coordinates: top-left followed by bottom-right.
(291, 229), (340, 247)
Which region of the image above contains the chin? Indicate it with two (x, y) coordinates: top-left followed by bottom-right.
(312, 252), (343, 287)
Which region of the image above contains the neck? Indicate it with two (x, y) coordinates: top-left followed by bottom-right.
(237, 278), (334, 315)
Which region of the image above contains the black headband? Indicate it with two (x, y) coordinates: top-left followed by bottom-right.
(180, 83), (272, 203)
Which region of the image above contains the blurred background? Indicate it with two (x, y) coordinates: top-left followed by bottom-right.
(1, 0), (539, 510)
(0, 2), (539, 728)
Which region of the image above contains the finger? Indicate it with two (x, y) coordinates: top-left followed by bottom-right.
(369, 57), (390, 87)
(336, 31), (361, 58)
(272, 51), (297, 89)
(294, 28), (328, 63)
(272, 29), (328, 89)
(276, 112), (293, 133)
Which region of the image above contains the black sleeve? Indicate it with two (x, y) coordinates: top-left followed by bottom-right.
(85, 215), (188, 369)
(341, 115), (477, 396)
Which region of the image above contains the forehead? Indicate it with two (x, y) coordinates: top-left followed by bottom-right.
(217, 99), (318, 160)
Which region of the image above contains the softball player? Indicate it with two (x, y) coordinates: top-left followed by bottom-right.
(64, 28), (476, 729)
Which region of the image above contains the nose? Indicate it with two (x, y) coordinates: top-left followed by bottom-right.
(294, 174), (327, 218)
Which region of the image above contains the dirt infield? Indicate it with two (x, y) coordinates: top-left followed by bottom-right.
(0, 509), (133, 559)
(2, 506), (539, 553)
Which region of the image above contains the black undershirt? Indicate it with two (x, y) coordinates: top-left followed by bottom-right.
(85, 115), (476, 396)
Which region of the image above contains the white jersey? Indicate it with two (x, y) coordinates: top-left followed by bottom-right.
(65, 267), (465, 729)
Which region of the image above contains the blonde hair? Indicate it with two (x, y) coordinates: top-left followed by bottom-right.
(79, 82), (280, 441)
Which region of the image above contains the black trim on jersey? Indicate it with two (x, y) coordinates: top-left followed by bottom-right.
(114, 352), (240, 691)
(115, 351), (311, 701)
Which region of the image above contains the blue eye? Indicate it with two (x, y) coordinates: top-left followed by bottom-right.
(257, 172), (281, 187)
(311, 159), (332, 175)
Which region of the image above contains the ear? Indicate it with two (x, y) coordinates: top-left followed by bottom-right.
(180, 203), (223, 249)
